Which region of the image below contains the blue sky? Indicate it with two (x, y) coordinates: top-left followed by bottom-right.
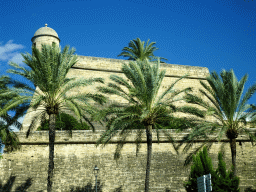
(0, 0), (256, 153)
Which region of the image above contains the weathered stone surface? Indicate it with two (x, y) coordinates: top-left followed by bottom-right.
(4, 26), (255, 191)
(5, 56), (256, 191)
(1, 130), (256, 192)
(20, 55), (210, 133)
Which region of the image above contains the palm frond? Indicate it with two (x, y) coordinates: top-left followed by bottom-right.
(135, 128), (144, 156)
(237, 84), (256, 117)
(113, 129), (131, 160)
(118, 38), (166, 62)
(156, 74), (189, 104)
(0, 96), (32, 116)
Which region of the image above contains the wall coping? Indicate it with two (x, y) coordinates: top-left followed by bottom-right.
(76, 55), (209, 71)
(72, 56), (210, 80)
(7, 129), (256, 145)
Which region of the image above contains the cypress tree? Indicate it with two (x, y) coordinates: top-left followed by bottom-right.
(184, 147), (215, 192)
(214, 153), (240, 192)
(184, 147), (240, 192)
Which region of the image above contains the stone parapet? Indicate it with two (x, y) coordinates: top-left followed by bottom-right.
(73, 56), (210, 79)
(10, 129), (256, 144)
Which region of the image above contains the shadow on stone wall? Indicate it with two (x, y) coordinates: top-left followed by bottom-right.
(0, 174), (33, 192)
(69, 180), (124, 192)
(0, 175), (123, 192)
(0, 174), (176, 192)
(245, 187), (256, 192)
(113, 186), (122, 192)
(69, 180), (104, 192)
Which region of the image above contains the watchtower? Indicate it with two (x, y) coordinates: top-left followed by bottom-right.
(31, 24), (60, 50)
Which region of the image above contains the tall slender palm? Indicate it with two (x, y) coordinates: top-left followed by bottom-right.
(0, 44), (106, 192)
(94, 59), (197, 192)
(117, 38), (168, 63)
(184, 69), (256, 176)
(0, 75), (30, 154)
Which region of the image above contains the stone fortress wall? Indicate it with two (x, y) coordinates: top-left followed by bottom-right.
(1, 24), (256, 191)
(0, 56), (256, 192)
(21, 55), (211, 132)
(0, 130), (256, 192)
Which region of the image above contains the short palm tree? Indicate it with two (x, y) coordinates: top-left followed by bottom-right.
(117, 38), (168, 63)
(0, 44), (106, 192)
(95, 58), (196, 192)
(184, 69), (256, 176)
(0, 75), (30, 155)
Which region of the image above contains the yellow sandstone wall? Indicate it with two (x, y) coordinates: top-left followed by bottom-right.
(2, 56), (255, 191)
(20, 56), (210, 132)
(1, 130), (256, 192)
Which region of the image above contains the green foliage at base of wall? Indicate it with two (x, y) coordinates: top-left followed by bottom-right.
(37, 113), (90, 131)
(184, 147), (240, 192)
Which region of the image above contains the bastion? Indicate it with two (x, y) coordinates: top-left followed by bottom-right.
(0, 25), (255, 191)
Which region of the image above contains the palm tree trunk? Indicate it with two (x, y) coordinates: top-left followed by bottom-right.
(47, 114), (56, 192)
(145, 124), (152, 192)
(230, 138), (237, 176)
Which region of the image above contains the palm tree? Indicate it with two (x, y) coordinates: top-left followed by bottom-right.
(94, 58), (196, 192)
(184, 69), (256, 176)
(0, 75), (30, 155)
(117, 38), (168, 63)
(0, 44), (106, 192)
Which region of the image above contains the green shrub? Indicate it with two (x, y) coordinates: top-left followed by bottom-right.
(184, 146), (240, 192)
(184, 147), (216, 192)
(214, 153), (240, 192)
(37, 112), (90, 131)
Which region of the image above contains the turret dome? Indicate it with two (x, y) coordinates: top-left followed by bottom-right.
(31, 24), (60, 50)
(31, 24), (60, 42)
